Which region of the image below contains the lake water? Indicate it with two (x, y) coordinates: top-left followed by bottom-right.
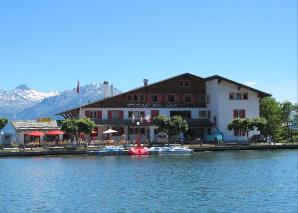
(0, 150), (297, 213)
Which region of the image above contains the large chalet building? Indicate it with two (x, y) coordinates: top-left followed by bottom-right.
(58, 73), (270, 142)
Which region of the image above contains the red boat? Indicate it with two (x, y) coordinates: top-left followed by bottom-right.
(129, 147), (149, 155)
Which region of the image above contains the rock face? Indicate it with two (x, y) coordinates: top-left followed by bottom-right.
(0, 83), (121, 120)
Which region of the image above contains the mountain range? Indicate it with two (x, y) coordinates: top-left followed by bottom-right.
(0, 83), (121, 120)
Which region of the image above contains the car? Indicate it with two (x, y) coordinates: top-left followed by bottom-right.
(149, 133), (168, 146)
(249, 134), (266, 143)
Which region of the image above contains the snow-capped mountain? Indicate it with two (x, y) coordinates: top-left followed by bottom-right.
(0, 85), (59, 117)
(2, 82), (121, 120)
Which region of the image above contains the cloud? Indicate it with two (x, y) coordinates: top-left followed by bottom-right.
(244, 81), (257, 86)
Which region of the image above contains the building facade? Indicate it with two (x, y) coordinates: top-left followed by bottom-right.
(58, 73), (270, 142)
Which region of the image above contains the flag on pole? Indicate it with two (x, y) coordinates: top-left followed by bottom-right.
(145, 115), (151, 123)
(132, 114), (135, 123)
(140, 115), (143, 124)
(77, 80), (80, 94)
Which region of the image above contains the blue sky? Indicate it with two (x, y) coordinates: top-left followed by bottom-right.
(0, 0), (297, 102)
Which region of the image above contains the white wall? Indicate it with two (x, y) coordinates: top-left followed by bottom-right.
(217, 81), (260, 141)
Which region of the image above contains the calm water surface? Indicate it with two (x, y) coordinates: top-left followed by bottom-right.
(0, 150), (297, 213)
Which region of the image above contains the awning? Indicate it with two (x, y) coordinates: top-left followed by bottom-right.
(46, 130), (65, 135)
(27, 131), (45, 137)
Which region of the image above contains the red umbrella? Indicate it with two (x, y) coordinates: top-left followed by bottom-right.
(27, 131), (45, 137)
(46, 130), (65, 135)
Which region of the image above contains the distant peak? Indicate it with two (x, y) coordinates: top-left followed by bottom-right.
(15, 84), (30, 90)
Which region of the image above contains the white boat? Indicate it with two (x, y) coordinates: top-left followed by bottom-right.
(149, 146), (193, 154)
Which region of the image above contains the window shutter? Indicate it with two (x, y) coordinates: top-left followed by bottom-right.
(147, 94), (151, 103)
(158, 94), (163, 103)
(119, 111), (124, 119)
(233, 110), (237, 118)
(108, 111), (112, 119)
(97, 111), (102, 119)
(151, 110), (159, 118)
(241, 110), (246, 118)
(85, 111), (89, 118)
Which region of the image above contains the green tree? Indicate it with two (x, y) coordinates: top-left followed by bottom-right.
(153, 115), (170, 133)
(61, 118), (96, 143)
(77, 118), (96, 136)
(280, 101), (293, 140)
(0, 118), (8, 131)
(168, 115), (189, 135)
(260, 97), (283, 141)
(227, 118), (243, 144)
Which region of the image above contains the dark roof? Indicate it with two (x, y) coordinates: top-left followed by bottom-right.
(57, 72), (200, 115)
(205, 75), (271, 97)
(57, 73), (270, 116)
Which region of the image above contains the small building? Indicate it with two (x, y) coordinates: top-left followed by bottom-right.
(12, 119), (63, 145)
(0, 132), (13, 146)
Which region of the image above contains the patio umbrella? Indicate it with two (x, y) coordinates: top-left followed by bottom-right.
(46, 130), (65, 135)
(102, 129), (118, 140)
(103, 129), (118, 134)
(27, 131), (45, 137)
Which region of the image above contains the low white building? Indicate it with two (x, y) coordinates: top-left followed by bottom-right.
(58, 73), (270, 142)
(12, 119), (63, 145)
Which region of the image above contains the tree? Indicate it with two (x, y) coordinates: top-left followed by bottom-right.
(260, 97), (283, 141)
(153, 115), (170, 133)
(227, 118), (243, 144)
(77, 118), (96, 136)
(168, 115), (189, 135)
(280, 101), (293, 140)
(0, 118), (8, 131)
(153, 115), (189, 138)
(61, 118), (96, 143)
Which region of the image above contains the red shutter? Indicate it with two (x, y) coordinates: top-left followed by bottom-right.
(119, 111), (124, 119)
(158, 94), (163, 103)
(241, 110), (246, 118)
(233, 110), (237, 118)
(85, 111), (89, 118)
(192, 95), (196, 103)
(151, 110), (159, 118)
(147, 94), (151, 104)
(108, 111), (112, 119)
(97, 111), (102, 119)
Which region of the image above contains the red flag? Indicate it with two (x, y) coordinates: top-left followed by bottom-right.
(77, 81), (80, 93)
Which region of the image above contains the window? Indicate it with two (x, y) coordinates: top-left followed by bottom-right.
(233, 109), (245, 118)
(207, 95), (210, 104)
(4, 135), (11, 140)
(151, 95), (158, 103)
(109, 110), (123, 119)
(199, 111), (208, 118)
(179, 80), (190, 87)
(229, 92), (235, 100)
(140, 94), (145, 102)
(89, 111), (97, 119)
(236, 93), (242, 100)
(133, 95), (138, 102)
(243, 93), (248, 100)
(170, 111), (191, 119)
(198, 95), (206, 103)
(184, 94), (192, 103)
(168, 94), (176, 103)
(127, 95), (132, 101)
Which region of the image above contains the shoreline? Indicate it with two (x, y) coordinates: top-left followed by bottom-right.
(0, 144), (297, 157)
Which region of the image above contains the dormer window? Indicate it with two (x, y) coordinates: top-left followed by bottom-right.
(179, 80), (190, 88)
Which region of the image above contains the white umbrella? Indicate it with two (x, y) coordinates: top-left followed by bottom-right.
(102, 129), (118, 142)
(103, 129), (118, 134)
